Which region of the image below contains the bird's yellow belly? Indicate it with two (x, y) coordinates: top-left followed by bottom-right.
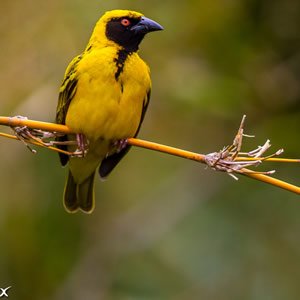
(65, 78), (144, 144)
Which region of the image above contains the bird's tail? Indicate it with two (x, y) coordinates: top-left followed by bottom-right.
(63, 170), (95, 213)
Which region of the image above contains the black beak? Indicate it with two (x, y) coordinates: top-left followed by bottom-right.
(131, 16), (164, 34)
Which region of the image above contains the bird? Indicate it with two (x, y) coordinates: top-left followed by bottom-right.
(55, 10), (163, 213)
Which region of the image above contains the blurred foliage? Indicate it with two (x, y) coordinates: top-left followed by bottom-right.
(0, 0), (300, 299)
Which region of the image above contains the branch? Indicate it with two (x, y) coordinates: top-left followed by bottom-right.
(0, 115), (299, 195)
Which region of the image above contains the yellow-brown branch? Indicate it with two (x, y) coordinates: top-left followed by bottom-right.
(0, 116), (299, 195)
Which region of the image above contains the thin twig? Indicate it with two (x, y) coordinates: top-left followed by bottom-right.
(0, 116), (299, 195)
(0, 132), (73, 156)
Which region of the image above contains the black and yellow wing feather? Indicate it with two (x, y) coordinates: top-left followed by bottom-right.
(55, 55), (82, 166)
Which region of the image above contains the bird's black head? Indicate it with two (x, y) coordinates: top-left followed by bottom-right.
(106, 15), (163, 52)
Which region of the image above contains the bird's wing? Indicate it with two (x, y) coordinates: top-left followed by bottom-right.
(98, 89), (151, 178)
(56, 54), (82, 166)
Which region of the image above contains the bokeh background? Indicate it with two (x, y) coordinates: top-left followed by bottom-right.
(0, 0), (300, 299)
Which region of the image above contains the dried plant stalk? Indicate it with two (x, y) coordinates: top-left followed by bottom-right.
(0, 115), (299, 195)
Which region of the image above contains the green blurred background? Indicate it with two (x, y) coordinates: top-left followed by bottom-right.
(0, 0), (300, 299)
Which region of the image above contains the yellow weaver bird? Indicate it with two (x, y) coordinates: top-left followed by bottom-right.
(56, 10), (163, 213)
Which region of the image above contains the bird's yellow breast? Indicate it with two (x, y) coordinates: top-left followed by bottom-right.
(65, 47), (151, 144)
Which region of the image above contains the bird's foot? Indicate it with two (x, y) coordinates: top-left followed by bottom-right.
(114, 139), (128, 153)
(9, 116), (88, 157)
(74, 133), (88, 157)
(41, 133), (88, 157)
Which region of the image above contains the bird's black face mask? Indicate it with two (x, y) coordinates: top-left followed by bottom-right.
(106, 16), (163, 52)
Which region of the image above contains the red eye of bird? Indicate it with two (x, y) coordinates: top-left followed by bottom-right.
(121, 18), (131, 27)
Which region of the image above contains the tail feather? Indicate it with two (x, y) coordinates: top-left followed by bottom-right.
(77, 172), (95, 213)
(63, 170), (95, 213)
(63, 171), (78, 213)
